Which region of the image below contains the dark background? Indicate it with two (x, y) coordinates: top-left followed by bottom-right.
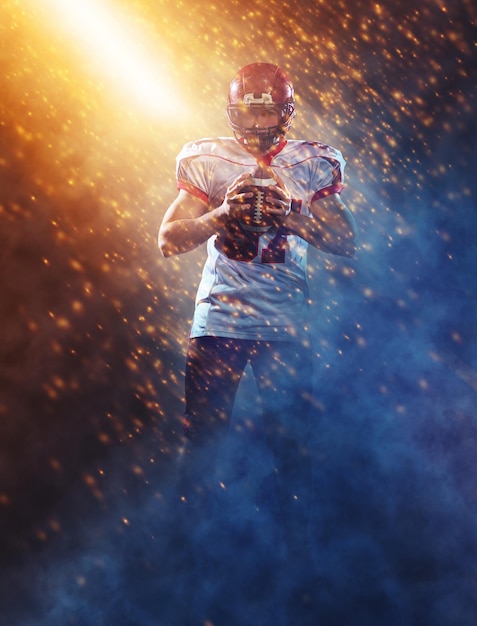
(1, 1), (476, 624)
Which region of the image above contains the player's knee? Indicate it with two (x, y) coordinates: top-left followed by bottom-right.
(182, 408), (232, 451)
(182, 414), (201, 440)
(182, 413), (219, 443)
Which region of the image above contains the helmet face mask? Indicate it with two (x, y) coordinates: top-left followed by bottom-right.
(226, 63), (295, 153)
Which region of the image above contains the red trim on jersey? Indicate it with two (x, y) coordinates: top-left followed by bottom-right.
(311, 183), (344, 203)
(177, 180), (209, 204)
(258, 139), (288, 166)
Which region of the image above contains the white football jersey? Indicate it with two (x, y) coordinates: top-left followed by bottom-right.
(176, 137), (346, 341)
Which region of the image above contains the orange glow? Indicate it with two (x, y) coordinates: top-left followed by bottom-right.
(24, 0), (187, 118)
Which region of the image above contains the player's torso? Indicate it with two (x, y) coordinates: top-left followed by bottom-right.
(178, 137), (337, 339)
(179, 138), (322, 266)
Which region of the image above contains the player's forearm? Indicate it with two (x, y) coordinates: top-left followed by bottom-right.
(158, 206), (227, 257)
(284, 210), (357, 257)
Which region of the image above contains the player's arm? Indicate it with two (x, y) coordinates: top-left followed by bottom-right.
(158, 176), (254, 257)
(284, 193), (357, 257)
(264, 169), (356, 257)
(159, 190), (216, 257)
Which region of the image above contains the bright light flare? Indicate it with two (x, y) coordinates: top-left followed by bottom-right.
(37, 0), (186, 118)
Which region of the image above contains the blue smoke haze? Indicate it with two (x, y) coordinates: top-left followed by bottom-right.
(1, 1), (477, 625)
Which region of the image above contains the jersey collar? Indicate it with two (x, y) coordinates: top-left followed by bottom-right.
(257, 138), (287, 166)
(238, 138), (287, 166)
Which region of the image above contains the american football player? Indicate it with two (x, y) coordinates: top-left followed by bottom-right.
(158, 62), (357, 616)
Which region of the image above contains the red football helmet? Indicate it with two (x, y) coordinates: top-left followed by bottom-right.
(227, 63), (295, 152)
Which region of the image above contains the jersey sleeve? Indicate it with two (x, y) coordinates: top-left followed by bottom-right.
(176, 142), (211, 204)
(310, 147), (346, 202)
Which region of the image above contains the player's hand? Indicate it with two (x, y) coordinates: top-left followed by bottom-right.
(263, 174), (291, 222)
(264, 184), (291, 221)
(220, 173), (255, 222)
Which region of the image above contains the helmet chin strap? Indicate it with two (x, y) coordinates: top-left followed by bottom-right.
(240, 128), (281, 153)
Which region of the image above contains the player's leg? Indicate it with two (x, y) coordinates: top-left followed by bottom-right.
(178, 336), (248, 499)
(166, 337), (248, 624)
(251, 340), (314, 574)
(183, 336), (247, 444)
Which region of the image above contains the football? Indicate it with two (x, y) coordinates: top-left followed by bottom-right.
(237, 165), (282, 233)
